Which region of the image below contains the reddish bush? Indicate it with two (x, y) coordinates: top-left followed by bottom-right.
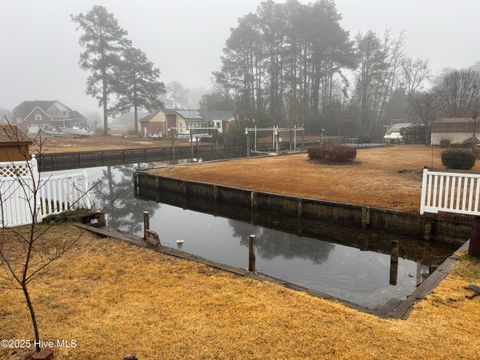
(308, 145), (357, 163)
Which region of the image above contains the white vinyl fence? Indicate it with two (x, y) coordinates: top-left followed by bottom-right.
(0, 155), (91, 227)
(420, 168), (480, 216)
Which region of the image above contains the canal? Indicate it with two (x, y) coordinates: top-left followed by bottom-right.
(46, 161), (457, 312)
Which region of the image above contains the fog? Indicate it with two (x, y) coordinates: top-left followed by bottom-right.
(1, 0), (479, 114)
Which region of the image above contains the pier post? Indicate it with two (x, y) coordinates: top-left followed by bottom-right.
(171, 128), (175, 161)
(389, 240), (399, 285)
(190, 129), (194, 161)
(248, 234), (256, 272)
(361, 207), (371, 230)
(143, 211), (150, 239)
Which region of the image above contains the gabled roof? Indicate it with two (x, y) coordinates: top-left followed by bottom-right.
(13, 101), (57, 114)
(202, 111), (235, 121)
(139, 110), (162, 123)
(13, 100), (87, 121)
(0, 125), (32, 146)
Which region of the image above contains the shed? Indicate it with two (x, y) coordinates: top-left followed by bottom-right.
(0, 125), (33, 161)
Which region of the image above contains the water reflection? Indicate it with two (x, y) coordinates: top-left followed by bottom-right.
(230, 220), (334, 264)
(93, 164), (160, 233)
(48, 164), (457, 311)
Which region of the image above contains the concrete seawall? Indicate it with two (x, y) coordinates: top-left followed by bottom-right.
(135, 172), (472, 245)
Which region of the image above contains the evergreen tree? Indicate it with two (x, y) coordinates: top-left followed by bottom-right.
(112, 47), (166, 134)
(72, 5), (131, 135)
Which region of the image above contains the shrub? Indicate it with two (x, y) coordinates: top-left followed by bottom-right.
(308, 145), (357, 163)
(441, 148), (475, 170)
(439, 138), (451, 148)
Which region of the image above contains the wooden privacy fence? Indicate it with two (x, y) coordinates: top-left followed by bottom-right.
(0, 155), (91, 227)
(420, 168), (480, 216)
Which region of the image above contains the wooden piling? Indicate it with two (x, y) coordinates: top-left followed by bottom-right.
(248, 234), (256, 272)
(143, 211), (150, 239)
(190, 130), (194, 161)
(390, 240), (399, 285)
(361, 207), (371, 230)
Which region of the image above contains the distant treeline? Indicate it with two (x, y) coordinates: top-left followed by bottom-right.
(201, 0), (480, 142)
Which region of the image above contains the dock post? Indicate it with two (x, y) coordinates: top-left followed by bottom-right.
(216, 129), (219, 159)
(171, 128), (176, 161)
(143, 211), (150, 240)
(190, 129), (194, 161)
(301, 127), (305, 151)
(289, 128), (293, 151)
(248, 234), (256, 272)
(389, 240), (399, 285)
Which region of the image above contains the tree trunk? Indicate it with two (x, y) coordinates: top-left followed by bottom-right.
(22, 284), (40, 352)
(134, 104), (138, 135)
(102, 75), (108, 136)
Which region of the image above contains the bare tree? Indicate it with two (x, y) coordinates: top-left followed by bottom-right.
(434, 68), (480, 118)
(409, 92), (439, 144)
(0, 121), (96, 355)
(402, 57), (431, 96)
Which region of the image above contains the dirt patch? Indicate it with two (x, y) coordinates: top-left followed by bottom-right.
(1, 225), (479, 359)
(149, 145), (480, 212)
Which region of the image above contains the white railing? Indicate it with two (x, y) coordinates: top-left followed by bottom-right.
(38, 170), (91, 218)
(420, 168), (480, 215)
(0, 156), (91, 227)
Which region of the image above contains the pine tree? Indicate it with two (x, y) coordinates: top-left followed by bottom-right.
(72, 5), (131, 135)
(112, 47), (166, 134)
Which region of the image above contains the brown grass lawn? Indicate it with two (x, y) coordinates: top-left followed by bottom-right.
(0, 225), (479, 359)
(32, 136), (192, 154)
(33, 134), (324, 154)
(149, 145), (480, 212)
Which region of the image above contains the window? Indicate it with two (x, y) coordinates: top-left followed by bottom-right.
(35, 114), (42, 121)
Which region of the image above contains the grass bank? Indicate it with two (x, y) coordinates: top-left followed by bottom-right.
(149, 145), (480, 212)
(0, 225), (479, 359)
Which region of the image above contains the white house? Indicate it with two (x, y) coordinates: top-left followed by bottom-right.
(430, 118), (479, 145)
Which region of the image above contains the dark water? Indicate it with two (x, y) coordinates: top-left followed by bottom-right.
(47, 162), (456, 311)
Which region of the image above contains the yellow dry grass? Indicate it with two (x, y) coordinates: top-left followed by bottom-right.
(1, 225), (479, 359)
(32, 136), (192, 154)
(150, 145), (480, 212)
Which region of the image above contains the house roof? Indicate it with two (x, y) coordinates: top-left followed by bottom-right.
(202, 111), (235, 121)
(140, 109), (205, 123)
(175, 109), (203, 120)
(0, 125), (32, 146)
(13, 100), (87, 121)
(432, 118), (477, 133)
(13, 101), (57, 114)
(139, 111), (162, 123)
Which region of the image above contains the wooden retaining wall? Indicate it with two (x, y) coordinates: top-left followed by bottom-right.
(135, 172), (472, 245)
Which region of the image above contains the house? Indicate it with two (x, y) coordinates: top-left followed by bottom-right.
(430, 118), (479, 145)
(0, 125), (32, 161)
(202, 111), (235, 134)
(12, 100), (88, 134)
(139, 109), (212, 138)
(383, 122), (415, 143)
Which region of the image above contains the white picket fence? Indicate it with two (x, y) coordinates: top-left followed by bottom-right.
(420, 168), (480, 215)
(0, 155), (91, 227)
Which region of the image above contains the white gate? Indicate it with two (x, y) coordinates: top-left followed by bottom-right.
(420, 168), (480, 215)
(0, 155), (91, 227)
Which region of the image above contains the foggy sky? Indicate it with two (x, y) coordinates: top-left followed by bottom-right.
(1, 0), (479, 115)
